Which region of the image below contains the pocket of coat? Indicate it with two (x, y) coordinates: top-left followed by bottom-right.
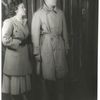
(6, 48), (19, 57)
(13, 29), (25, 40)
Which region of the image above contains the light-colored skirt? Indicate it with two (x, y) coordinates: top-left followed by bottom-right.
(2, 74), (31, 95)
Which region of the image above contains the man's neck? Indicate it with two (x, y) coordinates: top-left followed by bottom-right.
(44, 3), (57, 12)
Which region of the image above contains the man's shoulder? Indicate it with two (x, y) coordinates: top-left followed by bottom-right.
(33, 7), (44, 16)
(56, 8), (64, 15)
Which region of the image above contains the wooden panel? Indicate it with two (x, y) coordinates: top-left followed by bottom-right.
(36, 0), (40, 10)
(63, 0), (65, 12)
(66, 0), (82, 79)
(40, 0), (43, 6)
(27, 0), (33, 30)
(31, 0), (36, 15)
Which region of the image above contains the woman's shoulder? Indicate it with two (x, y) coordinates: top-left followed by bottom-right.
(3, 17), (14, 25)
(2, 17), (14, 32)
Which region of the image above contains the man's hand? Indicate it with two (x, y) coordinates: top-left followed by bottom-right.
(65, 44), (69, 55)
(35, 55), (41, 75)
(35, 55), (41, 61)
(36, 62), (40, 75)
(66, 50), (68, 55)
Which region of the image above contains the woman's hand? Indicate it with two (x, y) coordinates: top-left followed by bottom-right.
(10, 39), (21, 50)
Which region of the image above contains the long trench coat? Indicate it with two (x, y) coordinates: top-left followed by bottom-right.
(31, 5), (69, 80)
(2, 17), (32, 76)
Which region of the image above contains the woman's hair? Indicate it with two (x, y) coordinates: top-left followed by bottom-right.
(7, 0), (23, 18)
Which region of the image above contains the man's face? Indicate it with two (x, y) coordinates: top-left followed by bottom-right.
(45, 0), (57, 9)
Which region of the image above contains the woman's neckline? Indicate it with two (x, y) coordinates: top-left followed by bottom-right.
(14, 16), (27, 26)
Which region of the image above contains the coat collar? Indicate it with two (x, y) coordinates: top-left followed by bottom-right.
(11, 17), (29, 38)
(43, 4), (58, 14)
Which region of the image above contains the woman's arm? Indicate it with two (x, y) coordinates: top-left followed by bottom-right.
(2, 19), (21, 50)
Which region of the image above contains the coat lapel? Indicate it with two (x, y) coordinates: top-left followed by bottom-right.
(11, 17), (29, 38)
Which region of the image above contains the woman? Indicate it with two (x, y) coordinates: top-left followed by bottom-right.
(31, 0), (69, 100)
(2, 0), (32, 100)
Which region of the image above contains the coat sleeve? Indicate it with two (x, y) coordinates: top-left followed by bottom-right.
(2, 19), (21, 50)
(62, 13), (70, 52)
(31, 12), (41, 55)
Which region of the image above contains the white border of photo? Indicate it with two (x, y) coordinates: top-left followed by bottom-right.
(0, 0), (99, 100)
(98, 0), (100, 100)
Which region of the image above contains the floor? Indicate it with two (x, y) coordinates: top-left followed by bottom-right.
(31, 68), (97, 100)
(2, 68), (97, 100)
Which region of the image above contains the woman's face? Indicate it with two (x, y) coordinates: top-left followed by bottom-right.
(45, 0), (57, 9)
(16, 3), (26, 16)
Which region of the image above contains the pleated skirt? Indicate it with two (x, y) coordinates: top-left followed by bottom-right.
(2, 74), (31, 95)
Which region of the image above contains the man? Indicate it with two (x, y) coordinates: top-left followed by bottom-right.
(31, 0), (69, 100)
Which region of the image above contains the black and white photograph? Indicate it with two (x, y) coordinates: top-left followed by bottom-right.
(1, 0), (98, 100)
